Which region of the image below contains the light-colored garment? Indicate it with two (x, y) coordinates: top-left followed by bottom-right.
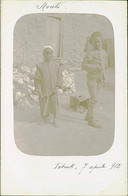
(82, 49), (108, 120)
(34, 60), (63, 118)
(82, 49), (108, 81)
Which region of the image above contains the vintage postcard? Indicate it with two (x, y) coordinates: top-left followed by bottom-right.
(1, 0), (127, 195)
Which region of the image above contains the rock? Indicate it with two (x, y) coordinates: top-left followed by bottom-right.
(62, 69), (75, 92)
(21, 66), (30, 73)
(21, 93), (25, 97)
(13, 65), (76, 107)
(15, 77), (24, 84)
(15, 92), (22, 101)
(28, 85), (35, 91)
(23, 75), (30, 82)
(32, 67), (36, 72)
(30, 80), (34, 85)
(28, 89), (32, 93)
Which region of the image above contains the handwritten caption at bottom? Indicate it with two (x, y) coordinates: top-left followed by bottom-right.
(54, 162), (121, 174)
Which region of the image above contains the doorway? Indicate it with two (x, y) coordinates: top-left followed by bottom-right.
(46, 16), (63, 58)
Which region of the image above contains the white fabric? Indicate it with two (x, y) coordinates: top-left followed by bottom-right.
(43, 46), (54, 52)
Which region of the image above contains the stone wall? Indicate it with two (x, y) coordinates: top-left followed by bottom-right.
(14, 13), (114, 68)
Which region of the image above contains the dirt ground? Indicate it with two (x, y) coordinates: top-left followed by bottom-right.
(14, 68), (115, 156)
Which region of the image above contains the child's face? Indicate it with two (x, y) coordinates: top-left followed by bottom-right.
(43, 49), (53, 61)
(94, 37), (103, 50)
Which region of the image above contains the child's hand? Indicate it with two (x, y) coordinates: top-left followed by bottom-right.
(34, 90), (44, 98)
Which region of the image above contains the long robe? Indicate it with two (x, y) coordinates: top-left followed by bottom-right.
(34, 60), (62, 118)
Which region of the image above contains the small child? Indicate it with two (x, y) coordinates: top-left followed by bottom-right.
(81, 32), (108, 128)
(34, 46), (63, 127)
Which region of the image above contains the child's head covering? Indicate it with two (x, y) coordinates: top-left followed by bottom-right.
(89, 32), (103, 45)
(43, 46), (54, 53)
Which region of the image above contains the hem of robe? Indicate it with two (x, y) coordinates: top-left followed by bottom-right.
(39, 94), (58, 118)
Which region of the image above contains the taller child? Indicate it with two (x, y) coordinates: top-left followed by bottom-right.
(82, 32), (108, 128)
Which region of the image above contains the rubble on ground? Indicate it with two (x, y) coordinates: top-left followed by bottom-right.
(13, 64), (76, 107)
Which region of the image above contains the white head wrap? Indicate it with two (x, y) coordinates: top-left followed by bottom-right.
(43, 46), (54, 52)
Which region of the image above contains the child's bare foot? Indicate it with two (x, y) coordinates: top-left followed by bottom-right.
(53, 119), (59, 128)
(88, 119), (102, 128)
(84, 112), (89, 121)
(42, 116), (48, 125)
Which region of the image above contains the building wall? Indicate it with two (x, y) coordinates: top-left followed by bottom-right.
(61, 14), (114, 66)
(14, 13), (114, 68)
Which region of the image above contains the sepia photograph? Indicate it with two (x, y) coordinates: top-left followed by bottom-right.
(13, 13), (115, 156)
(1, 1), (127, 195)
